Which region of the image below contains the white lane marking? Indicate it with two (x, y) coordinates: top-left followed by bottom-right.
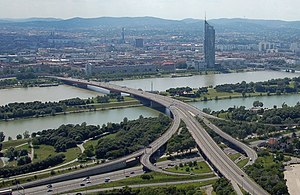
(188, 111), (195, 117)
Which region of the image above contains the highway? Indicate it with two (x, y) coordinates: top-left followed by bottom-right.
(18, 157), (208, 195)
(23, 77), (268, 195)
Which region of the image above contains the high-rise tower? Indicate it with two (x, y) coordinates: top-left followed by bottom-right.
(204, 20), (215, 68)
(121, 27), (125, 44)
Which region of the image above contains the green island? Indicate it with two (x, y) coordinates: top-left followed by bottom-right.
(0, 94), (141, 122)
(0, 73), (60, 89)
(164, 76), (300, 102)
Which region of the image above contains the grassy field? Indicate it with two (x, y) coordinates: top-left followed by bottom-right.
(33, 145), (56, 162)
(72, 171), (217, 192)
(98, 180), (217, 195)
(34, 145), (81, 163)
(165, 161), (212, 174)
(229, 153), (241, 161)
(2, 139), (30, 150)
(60, 147), (81, 162)
(237, 158), (249, 168)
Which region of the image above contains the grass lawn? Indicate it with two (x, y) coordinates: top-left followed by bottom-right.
(165, 161), (212, 174)
(34, 145), (80, 163)
(130, 180), (217, 193)
(60, 147), (81, 162)
(237, 158), (249, 168)
(2, 139), (30, 150)
(72, 171), (217, 192)
(229, 153), (241, 161)
(33, 145), (56, 162)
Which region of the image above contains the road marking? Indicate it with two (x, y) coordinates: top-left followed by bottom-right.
(188, 111), (196, 117)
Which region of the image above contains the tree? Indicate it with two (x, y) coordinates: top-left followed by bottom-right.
(23, 131), (30, 139)
(16, 134), (22, 140)
(253, 101), (263, 107)
(0, 132), (5, 142)
(17, 156), (31, 166)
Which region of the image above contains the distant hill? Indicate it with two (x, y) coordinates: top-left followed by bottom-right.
(0, 16), (300, 33)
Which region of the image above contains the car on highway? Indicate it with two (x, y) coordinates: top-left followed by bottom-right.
(47, 189), (53, 193)
(82, 176), (90, 181)
(47, 184), (52, 188)
(130, 171), (135, 174)
(80, 183), (85, 186)
(104, 177), (110, 182)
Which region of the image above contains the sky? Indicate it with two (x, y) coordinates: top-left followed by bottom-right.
(0, 0), (299, 21)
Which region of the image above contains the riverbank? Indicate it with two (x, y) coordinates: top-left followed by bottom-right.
(107, 68), (262, 82)
(175, 88), (300, 104)
(0, 100), (142, 122)
(0, 77), (61, 90)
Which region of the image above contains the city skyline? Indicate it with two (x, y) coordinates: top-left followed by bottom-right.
(0, 0), (300, 21)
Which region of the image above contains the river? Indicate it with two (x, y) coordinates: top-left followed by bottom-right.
(190, 93), (300, 111)
(0, 85), (102, 106)
(1, 70), (299, 139)
(0, 107), (160, 140)
(112, 70), (299, 91)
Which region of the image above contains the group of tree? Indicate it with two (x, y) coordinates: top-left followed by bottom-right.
(95, 185), (206, 195)
(166, 86), (209, 98)
(95, 114), (171, 159)
(245, 151), (289, 195)
(265, 134), (300, 156)
(0, 98), (86, 120)
(220, 102), (300, 125)
(210, 119), (277, 140)
(166, 87), (193, 96)
(0, 76), (58, 89)
(0, 154), (65, 177)
(0, 95), (122, 120)
(215, 77), (300, 95)
(32, 122), (102, 152)
(166, 121), (196, 155)
(212, 178), (235, 195)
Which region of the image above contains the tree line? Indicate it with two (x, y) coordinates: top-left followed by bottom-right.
(215, 77), (299, 95)
(218, 102), (300, 125)
(0, 154), (65, 178)
(0, 93), (125, 120)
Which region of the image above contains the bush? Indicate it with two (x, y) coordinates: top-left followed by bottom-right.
(140, 174), (153, 180)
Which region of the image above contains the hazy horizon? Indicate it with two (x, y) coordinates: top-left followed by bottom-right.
(0, 0), (299, 21)
(1, 16), (300, 22)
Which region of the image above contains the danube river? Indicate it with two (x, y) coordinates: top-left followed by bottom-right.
(112, 70), (299, 91)
(0, 70), (299, 139)
(0, 107), (160, 139)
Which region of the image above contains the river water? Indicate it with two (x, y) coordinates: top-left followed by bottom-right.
(112, 70), (299, 91)
(0, 107), (160, 140)
(0, 70), (299, 139)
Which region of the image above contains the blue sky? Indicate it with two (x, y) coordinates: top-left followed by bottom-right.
(0, 0), (299, 21)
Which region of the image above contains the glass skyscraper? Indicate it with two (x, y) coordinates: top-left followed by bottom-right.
(204, 20), (215, 68)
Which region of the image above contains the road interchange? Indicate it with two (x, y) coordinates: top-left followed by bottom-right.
(54, 77), (268, 195)
(4, 77), (269, 195)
